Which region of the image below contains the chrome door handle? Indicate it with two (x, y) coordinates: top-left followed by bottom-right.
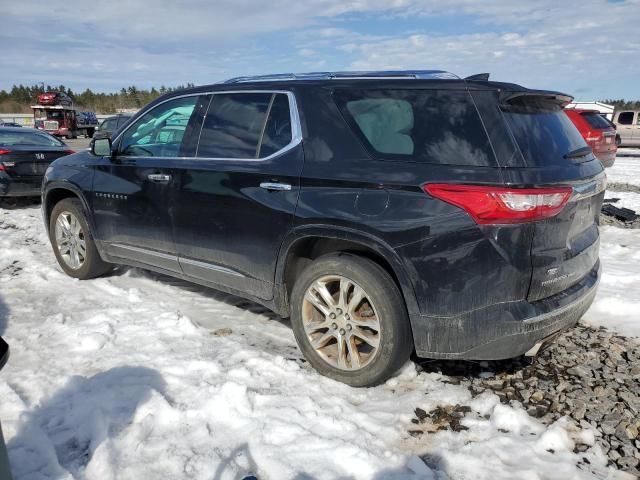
(260, 182), (292, 191)
(148, 173), (171, 182)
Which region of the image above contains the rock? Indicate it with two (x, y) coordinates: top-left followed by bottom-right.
(618, 456), (640, 470)
(567, 366), (592, 378)
(212, 328), (232, 336)
(531, 391), (544, 402)
(616, 423), (639, 441)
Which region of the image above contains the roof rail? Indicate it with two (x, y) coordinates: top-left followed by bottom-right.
(223, 70), (460, 84)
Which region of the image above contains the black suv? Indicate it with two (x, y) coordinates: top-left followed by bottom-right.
(42, 70), (604, 386)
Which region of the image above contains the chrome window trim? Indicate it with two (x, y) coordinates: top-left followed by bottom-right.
(113, 90), (302, 163)
(111, 243), (178, 262)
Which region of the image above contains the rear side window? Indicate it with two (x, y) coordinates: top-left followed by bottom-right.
(502, 97), (588, 167)
(197, 92), (292, 159)
(618, 112), (634, 125)
(334, 89), (496, 166)
(581, 112), (611, 129)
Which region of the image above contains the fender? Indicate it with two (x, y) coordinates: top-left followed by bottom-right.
(42, 180), (96, 237)
(275, 224), (420, 316)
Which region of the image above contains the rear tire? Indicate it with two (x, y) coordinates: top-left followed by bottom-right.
(290, 253), (413, 387)
(49, 198), (111, 279)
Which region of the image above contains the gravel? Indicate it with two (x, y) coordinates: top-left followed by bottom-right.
(415, 324), (640, 476)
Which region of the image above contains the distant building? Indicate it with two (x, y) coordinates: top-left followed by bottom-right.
(565, 101), (615, 120)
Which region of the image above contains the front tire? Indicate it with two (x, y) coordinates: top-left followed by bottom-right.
(290, 253), (413, 387)
(49, 198), (111, 279)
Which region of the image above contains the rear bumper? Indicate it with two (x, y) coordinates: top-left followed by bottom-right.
(594, 150), (616, 168)
(410, 261), (600, 360)
(0, 173), (43, 197)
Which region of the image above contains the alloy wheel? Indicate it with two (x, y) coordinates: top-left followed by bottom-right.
(301, 275), (381, 371)
(54, 211), (87, 270)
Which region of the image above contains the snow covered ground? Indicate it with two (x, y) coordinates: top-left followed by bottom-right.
(1, 153), (639, 479)
(607, 154), (640, 189)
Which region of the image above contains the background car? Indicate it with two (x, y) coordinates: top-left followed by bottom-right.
(565, 108), (617, 167)
(95, 113), (134, 138)
(0, 127), (74, 197)
(612, 110), (640, 146)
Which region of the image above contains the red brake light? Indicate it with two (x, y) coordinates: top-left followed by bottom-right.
(0, 149), (11, 155)
(64, 149), (76, 155)
(424, 184), (573, 224)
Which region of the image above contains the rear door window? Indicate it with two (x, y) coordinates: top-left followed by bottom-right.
(334, 89), (496, 166)
(502, 97), (588, 166)
(618, 112), (634, 125)
(197, 92), (292, 159)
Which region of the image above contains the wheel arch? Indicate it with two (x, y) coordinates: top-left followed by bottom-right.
(275, 226), (420, 318)
(43, 183), (95, 236)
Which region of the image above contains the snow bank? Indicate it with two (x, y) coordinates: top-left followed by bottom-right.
(583, 226), (640, 338)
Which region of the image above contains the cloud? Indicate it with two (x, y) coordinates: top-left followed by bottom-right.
(0, 0), (638, 98)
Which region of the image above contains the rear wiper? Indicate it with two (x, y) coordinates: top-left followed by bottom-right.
(564, 146), (593, 159)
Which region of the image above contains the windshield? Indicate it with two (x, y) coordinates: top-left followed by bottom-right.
(0, 130), (65, 147)
(502, 98), (588, 166)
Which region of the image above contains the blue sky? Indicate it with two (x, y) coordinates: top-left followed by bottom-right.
(2, 0), (639, 100)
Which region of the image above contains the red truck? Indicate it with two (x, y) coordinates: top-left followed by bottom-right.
(32, 92), (98, 139)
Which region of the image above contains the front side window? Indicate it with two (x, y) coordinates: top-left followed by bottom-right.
(197, 92), (292, 159)
(334, 89), (496, 166)
(118, 96), (198, 157)
(618, 112), (634, 125)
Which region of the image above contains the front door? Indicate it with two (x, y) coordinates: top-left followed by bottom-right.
(92, 94), (208, 273)
(171, 91), (303, 299)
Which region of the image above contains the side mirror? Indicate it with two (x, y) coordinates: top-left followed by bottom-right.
(92, 137), (113, 157)
(0, 336), (8, 371)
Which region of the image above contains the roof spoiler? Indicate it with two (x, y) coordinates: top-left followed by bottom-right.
(465, 73), (490, 81)
(500, 91), (574, 108)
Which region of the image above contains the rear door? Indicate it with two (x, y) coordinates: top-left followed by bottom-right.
(500, 94), (605, 301)
(171, 91), (303, 300)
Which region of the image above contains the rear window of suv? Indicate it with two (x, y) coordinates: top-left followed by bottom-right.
(502, 96), (588, 166)
(334, 89), (496, 166)
(581, 112), (612, 129)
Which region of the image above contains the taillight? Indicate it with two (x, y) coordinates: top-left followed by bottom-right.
(424, 184), (573, 224)
(63, 150), (76, 155)
(0, 149), (11, 155)
(585, 130), (603, 148)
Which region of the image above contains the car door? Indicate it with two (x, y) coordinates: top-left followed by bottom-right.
(616, 111), (635, 145)
(91, 94), (208, 273)
(171, 91), (303, 300)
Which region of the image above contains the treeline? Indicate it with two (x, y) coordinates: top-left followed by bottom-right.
(601, 99), (640, 110)
(0, 83), (196, 114)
